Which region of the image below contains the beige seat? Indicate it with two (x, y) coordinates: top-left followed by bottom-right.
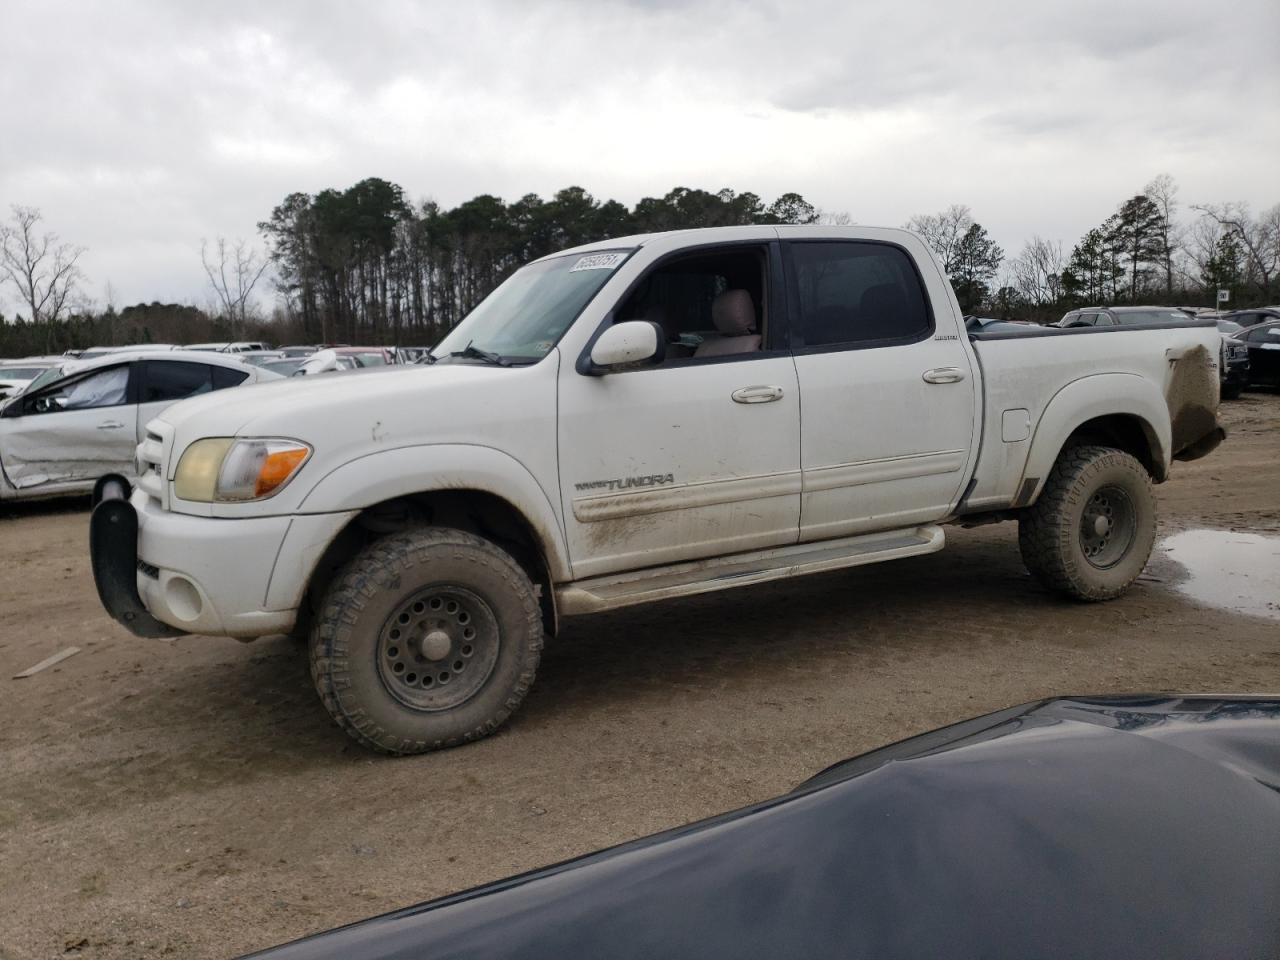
(694, 290), (761, 358)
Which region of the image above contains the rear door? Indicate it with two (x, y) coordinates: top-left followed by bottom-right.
(0, 362), (138, 491)
(785, 240), (977, 540)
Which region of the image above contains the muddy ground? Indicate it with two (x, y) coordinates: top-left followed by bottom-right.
(2, 395), (1278, 959)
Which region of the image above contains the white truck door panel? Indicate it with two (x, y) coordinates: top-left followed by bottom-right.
(786, 240), (976, 539)
(558, 356), (801, 579)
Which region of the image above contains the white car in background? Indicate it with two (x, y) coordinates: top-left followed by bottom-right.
(184, 341), (271, 353)
(0, 350), (282, 503)
(0, 358), (60, 401)
(76, 344), (179, 360)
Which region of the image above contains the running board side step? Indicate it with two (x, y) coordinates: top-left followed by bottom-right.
(557, 525), (945, 616)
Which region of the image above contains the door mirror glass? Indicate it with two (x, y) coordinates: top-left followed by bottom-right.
(589, 321), (664, 371)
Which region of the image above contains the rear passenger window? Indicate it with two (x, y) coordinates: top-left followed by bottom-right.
(790, 242), (930, 348)
(141, 361), (212, 402)
(212, 366), (250, 389)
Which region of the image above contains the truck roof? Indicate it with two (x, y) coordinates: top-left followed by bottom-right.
(539, 224), (921, 262)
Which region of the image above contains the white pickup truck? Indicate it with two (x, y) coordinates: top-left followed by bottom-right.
(90, 225), (1225, 754)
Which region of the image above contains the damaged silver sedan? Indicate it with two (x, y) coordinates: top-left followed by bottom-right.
(0, 350), (281, 503)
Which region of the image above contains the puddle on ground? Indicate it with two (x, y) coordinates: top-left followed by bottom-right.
(1160, 530), (1280, 622)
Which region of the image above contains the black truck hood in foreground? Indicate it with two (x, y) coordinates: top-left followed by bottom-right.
(246, 696), (1280, 959)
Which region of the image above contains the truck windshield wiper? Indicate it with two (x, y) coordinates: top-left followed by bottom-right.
(448, 342), (510, 367)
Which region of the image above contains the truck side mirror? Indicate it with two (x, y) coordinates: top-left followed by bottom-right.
(586, 321), (666, 374)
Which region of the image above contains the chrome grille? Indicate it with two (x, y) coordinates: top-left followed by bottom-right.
(135, 420), (172, 506)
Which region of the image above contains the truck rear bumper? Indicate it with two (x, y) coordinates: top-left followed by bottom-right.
(1172, 422), (1226, 462)
(91, 490), (352, 640)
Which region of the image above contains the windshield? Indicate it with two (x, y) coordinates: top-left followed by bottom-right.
(1216, 320), (1242, 333)
(0, 366), (48, 380)
(1114, 309), (1194, 325)
(262, 359), (304, 375)
(432, 249), (632, 363)
(24, 366), (68, 393)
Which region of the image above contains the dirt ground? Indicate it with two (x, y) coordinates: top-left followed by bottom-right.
(2, 395), (1278, 960)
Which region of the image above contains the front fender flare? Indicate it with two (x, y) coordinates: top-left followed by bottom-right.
(295, 443), (571, 581)
(1020, 374), (1171, 503)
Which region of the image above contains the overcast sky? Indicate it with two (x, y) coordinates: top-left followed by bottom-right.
(1, 0), (1277, 312)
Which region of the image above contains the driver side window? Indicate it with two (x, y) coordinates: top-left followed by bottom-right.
(25, 365), (131, 415)
(614, 245), (769, 363)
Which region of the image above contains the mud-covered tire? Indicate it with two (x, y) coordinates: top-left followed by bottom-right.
(1018, 445), (1156, 601)
(309, 527), (543, 755)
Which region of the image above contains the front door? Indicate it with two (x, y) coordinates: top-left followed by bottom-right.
(785, 240), (978, 540)
(0, 362), (137, 492)
(557, 243), (801, 579)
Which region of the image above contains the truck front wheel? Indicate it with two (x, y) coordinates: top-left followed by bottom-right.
(1017, 445), (1156, 601)
(309, 527), (543, 754)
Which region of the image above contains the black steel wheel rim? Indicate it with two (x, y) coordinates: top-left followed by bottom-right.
(376, 585), (500, 711)
(1078, 485), (1137, 569)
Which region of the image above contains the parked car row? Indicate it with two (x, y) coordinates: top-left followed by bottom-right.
(0, 356), (61, 400)
(58, 342), (430, 363)
(1056, 304), (1280, 398)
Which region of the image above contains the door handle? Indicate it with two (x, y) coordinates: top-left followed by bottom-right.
(922, 367), (966, 384)
(97, 420), (124, 430)
(731, 385), (784, 404)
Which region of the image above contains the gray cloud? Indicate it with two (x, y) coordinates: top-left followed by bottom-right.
(0, 0), (1276, 311)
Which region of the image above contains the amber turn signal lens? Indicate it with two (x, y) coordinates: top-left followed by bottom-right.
(255, 447), (309, 498)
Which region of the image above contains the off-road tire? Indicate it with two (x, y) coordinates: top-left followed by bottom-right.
(309, 527), (543, 755)
(1018, 445), (1156, 601)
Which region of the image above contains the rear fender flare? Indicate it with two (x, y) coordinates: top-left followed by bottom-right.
(1020, 374), (1170, 503)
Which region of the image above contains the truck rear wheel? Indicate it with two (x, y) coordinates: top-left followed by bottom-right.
(1018, 445), (1156, 601)
(309, 527), (543, 755)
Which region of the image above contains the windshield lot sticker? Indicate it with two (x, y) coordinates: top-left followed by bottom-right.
(569, 253), (627, 272)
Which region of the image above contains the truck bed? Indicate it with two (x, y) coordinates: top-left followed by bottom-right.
(962, 319), (1222, 513)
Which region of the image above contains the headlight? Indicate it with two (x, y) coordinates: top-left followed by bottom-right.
(173, 437), (311, 503)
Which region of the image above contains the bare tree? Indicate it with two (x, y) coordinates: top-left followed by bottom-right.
(1180, 215), (1224, 293)
(1191, 203), (1280, 302)
(816, 209), (855, 226)
(904, 204), (973, 273)
(201, 237), (271, 337)
(0, 205), (85, 325)
(1011, 236), (1065, 306)
(1143, 174), (1180, 298)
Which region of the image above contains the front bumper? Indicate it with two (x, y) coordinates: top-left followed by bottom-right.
(91, 489), (353, 639)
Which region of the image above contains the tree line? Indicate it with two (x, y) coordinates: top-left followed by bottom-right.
(911, 175), (1279, 320)
(2, 174), (1277, 356)
(257, 182), (819, 345)
(0, 185), (818, 356)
